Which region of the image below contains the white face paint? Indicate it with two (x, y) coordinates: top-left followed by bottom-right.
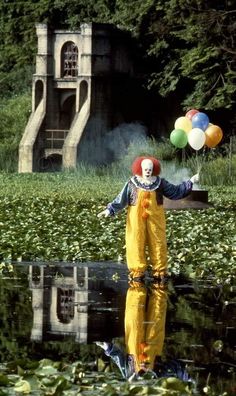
(141, 159), (153, 180)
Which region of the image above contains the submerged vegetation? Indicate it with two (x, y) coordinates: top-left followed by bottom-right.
(0, 260), (235, 396)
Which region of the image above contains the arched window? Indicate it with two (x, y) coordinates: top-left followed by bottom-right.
(35, 80), (44, 110)
(57, 288), (75, 324)
(79, 80), (88, 111)
(61, 41), (78, 78)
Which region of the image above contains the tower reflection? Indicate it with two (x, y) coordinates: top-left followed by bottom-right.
(29, 264), (127, 343)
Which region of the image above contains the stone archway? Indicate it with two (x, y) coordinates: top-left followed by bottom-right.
(39, 154), (62, 172)
(59, 93), (76, 130)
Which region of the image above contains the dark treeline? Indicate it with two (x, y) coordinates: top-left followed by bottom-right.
(0, 0), (236, 135)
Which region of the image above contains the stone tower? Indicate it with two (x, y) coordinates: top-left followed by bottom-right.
(18, 23), (135, 172)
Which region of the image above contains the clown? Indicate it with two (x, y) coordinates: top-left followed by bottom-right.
(98, 156), (198, 281)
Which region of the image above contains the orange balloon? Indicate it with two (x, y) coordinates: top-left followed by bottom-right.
(205, 125), (223, 148)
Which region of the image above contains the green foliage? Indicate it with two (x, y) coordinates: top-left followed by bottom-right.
(0, 65), (33, 99)
(0, 0), (61, 69)
(166, 205), (235, 283)
(0, 0), (62, 98)
(53, 0), (115, 28)
(1, 0), (235, 115)
(0, 172), (235, 284)
(0, 93), (31, 171)
(113, 137), (177, 173)
(0, 356), (196, 395)
(199, 154), (236, 186)
(146, 1), (236, 111)
(185, 141), (236, 186)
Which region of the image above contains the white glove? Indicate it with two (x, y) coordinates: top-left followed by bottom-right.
(190, 173), (199, 184)
(95, 341), (110, 351)
(97, 209), (110, 218)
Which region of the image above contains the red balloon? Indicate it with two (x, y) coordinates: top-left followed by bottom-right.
(185, 109), (199, 120)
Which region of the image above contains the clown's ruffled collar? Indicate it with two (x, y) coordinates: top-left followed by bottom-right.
(131, 175), (161, 191)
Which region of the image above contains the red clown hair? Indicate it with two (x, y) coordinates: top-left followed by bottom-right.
(131, 156), (161, 176)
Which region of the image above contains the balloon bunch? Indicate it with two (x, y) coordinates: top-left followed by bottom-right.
(170, 109), (223, 150)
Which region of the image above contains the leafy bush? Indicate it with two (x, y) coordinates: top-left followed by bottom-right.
(0, 65), (33, 99)
(0, 93), (31, 171)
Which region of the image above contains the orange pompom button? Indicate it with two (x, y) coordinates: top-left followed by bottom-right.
(143, 191), (150, 199)
(142, 212), (149, 219)
(142, 199), (149, 208)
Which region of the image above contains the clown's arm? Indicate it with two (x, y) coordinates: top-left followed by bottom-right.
(161, 173), (199, 200)
(98, 181), (130, 217)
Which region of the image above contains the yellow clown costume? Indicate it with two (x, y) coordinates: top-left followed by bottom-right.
(126, 187), (167, 279)
(105, 156), (193, 280)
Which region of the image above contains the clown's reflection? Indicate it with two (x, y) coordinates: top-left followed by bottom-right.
(125, 280), (167, 374)
(97, 280), (190, 381)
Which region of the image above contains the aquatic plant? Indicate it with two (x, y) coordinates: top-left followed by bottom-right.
(0, 172), (235, 285)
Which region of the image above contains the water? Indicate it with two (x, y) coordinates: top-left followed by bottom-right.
(0, 262), (235, 395)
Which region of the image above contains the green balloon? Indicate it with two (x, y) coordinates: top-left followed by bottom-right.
(170, 128), (188, 148)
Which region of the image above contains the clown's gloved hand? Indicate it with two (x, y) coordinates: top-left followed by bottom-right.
(190, 173), (199, 184)
(97, 209), (110, 218)
(95, 341), (110, 351)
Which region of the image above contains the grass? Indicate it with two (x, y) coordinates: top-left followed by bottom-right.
(184, 137), (236, 186)
(0, 169), (125, 201)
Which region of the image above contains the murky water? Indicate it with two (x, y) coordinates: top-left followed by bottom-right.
(0, 262), (235, 394)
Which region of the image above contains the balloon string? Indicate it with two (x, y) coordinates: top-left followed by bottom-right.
(195, 151), (202, 174)
(196, 147), (206, 174)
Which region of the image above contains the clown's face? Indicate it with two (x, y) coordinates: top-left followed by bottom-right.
(141, 159), (153, 180)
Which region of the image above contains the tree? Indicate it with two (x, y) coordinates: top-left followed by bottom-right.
(58, 0), (236, 129)
(0, 0), (61, 96)
(0, 0), (235, 126)
(142, 0), (236, 113)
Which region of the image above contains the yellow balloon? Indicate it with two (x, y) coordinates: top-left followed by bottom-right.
(174, 116), (192, 133)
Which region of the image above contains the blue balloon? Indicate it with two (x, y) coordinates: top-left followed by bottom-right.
(192, 112), (209, 131)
